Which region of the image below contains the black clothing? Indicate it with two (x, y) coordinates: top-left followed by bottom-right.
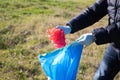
(67, 0), (120, 49)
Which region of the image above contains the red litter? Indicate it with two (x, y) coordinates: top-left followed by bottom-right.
(47, 28), (66, 48)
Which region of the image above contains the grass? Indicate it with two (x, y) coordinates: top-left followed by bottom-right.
(0, 0), (120, 80)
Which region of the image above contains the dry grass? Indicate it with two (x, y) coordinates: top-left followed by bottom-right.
(0, 0), (120, 80)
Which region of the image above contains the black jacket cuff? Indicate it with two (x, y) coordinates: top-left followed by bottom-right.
(92, 27), (111, 45)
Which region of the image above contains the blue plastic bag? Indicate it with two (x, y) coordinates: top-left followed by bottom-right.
(38, 42), (83, 80)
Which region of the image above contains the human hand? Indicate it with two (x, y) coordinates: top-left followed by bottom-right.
(56, 26), (71, 35)
(76, 33), (95, 46)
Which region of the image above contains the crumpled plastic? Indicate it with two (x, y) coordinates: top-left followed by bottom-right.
(47, 28), (66, 48)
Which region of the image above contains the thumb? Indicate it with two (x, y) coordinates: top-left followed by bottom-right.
(76, 35), (86, 43)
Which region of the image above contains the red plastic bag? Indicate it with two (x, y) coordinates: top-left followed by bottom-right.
(47, 28), (66, 48)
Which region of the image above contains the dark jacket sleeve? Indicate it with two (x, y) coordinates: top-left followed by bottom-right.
(92, 22), (120, 45)
(66, 0), (108, 33)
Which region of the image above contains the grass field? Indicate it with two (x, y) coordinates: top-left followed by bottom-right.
(0, 0), (120, 80)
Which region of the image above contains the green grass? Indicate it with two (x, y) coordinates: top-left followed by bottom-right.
(0, 0), (120, 80)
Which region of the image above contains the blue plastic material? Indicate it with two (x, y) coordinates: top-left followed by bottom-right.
(38, 42), (83, 80)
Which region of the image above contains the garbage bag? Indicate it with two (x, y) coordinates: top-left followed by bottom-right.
(38, 42), (83, 80)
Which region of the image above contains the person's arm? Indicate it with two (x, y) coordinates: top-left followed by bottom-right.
(67, 0), (108, 33)
(92, 22), (120, 45)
